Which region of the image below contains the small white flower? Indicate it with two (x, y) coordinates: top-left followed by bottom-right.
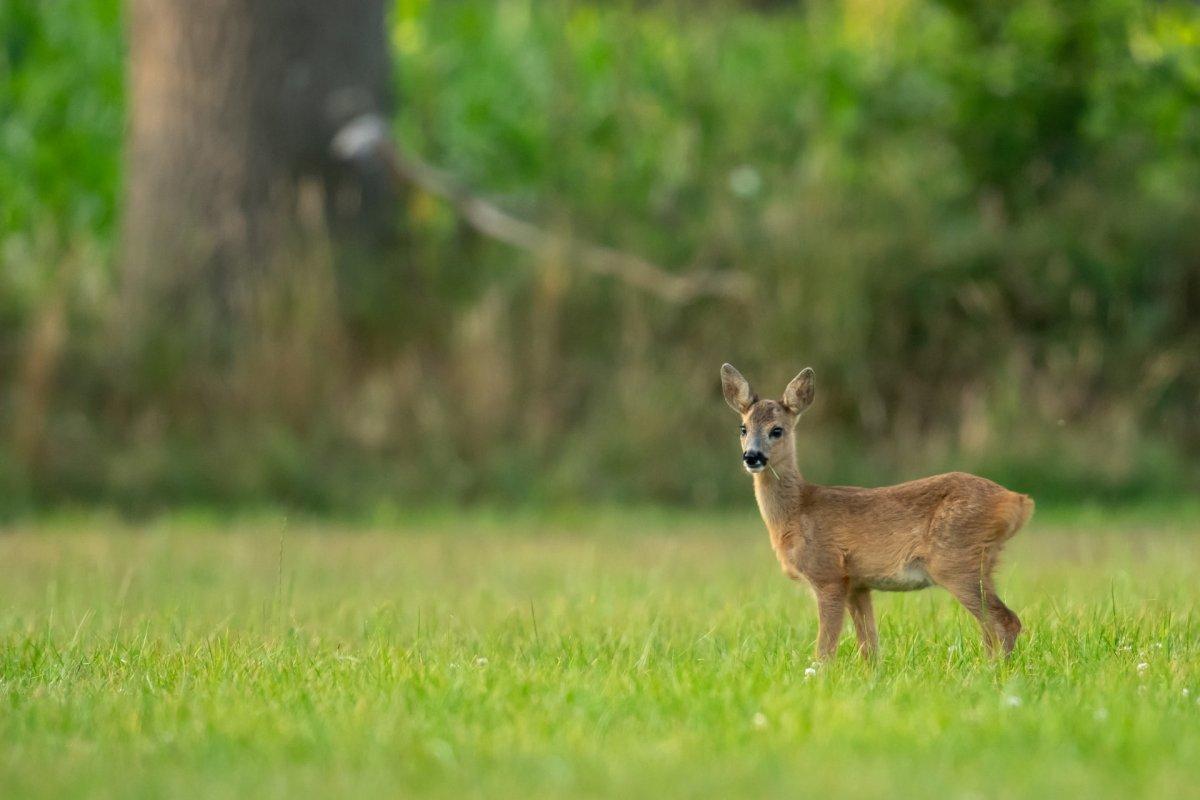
(474, 656), (489, 667)
(1137, 662), (1149, 674)
(728, 165), (762, 198)
(1183, 688), (1191, 697)
(804, 667), (817, 679)
(1094, 707), (1109, 721)
(1003, 694), (1022, 708)
(752, 712), (768, 729)
(1153, 643), (1164, 650)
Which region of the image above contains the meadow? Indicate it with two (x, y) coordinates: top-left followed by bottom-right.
(2, 505), (1198, 798)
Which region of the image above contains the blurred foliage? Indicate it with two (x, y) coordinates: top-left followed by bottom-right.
(1, 0), (1199, 514)
(0, 0), (121, 337)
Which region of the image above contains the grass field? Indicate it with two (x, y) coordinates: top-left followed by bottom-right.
(1, 506), (1199, 798)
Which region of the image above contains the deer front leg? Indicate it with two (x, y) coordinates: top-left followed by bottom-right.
(813, 584), (847, 661)
(846, 587), (878, 660)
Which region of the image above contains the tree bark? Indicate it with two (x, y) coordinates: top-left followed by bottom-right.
(121, 0), (395, 368)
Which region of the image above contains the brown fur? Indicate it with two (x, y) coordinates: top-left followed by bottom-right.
(721, 364), (1033, 660)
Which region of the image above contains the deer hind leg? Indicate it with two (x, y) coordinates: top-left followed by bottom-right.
(986, 592), (1022, 655)
(846, 588), (878, 660)
(814, 585), (847, 661)
(938, 573), (1020, 657)
(978, 544), (1022, 654)
(939, 577), (999, 656)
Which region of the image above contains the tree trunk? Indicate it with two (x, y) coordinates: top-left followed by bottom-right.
(121, 0), (396, 371)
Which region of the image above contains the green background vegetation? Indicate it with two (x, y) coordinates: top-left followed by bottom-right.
(2, 0), (1199, 514)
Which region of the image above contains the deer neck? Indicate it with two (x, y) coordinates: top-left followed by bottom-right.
(752, 458), (803, 529)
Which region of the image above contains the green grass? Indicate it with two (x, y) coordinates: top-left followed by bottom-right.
(2, 507), (1199, 798)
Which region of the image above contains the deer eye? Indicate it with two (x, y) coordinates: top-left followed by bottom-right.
(769, 426), (784, 439)
(739, 425), (747, 436)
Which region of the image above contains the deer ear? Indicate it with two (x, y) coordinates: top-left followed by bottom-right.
(782, 368), (815, 416)
(720, 363), (756, 414)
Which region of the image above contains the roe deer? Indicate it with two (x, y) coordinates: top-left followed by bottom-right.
(720, 364), (1033, 660)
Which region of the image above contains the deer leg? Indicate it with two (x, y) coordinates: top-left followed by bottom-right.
(940, 578), (1002, 657)
(814, 585), (847, 661)
(846, 588), (878, 660)
(985, 591), (1022, 655)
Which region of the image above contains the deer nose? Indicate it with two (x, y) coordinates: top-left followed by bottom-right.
(743, 450), (767, 467)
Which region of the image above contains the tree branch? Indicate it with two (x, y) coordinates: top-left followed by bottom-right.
(332, 114), (752, 304)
